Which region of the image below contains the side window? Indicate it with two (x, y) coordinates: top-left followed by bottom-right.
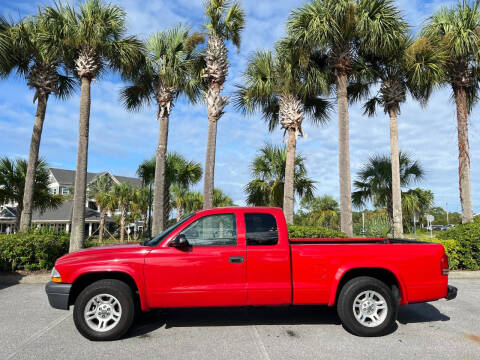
(180, 214), (237, 246)
(245, 213), (278, 246)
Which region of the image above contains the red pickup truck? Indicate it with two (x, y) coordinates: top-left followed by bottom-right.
(45, 207), (457, 340)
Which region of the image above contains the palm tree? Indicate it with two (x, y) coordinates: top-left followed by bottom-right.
(136, 157), (156, 238)
(87, 174), (113, 242)
(172, 187), (235, 220)
(0, 157), (63, 230)
(121, 24), (204, 235)
(183, 191), (204, 214)
(164, 153), (202, 225)
(351, 36), (444, 237)
(422, 1), (480, 224)
(45, 0), (143, 252)
(202, 0), (245, 210)
(297, 195), (340, 228)
(244, 144), (316, 211)
(112, 183), (134, 243)
(288, 0), (408, 235)
(136, 153), (202, 227)
(130, 187), (149, 238)
(235, 43), (330, 223)
(2, 15), (75, 232)
(0, 16), (14, 77)
(213, 188), (235, 207)
(352, 152), (424, 227)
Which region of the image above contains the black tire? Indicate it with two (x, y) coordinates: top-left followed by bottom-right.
(73, 279), (135, 341)
(337, 276), (397, 337)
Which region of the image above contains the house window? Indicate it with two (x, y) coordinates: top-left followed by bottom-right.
(62, 187), (69, 195)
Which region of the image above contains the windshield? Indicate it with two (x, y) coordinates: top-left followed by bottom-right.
(142, 213), (195, 247)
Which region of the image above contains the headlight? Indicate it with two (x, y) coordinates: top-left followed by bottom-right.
(51, 267), (62, 283)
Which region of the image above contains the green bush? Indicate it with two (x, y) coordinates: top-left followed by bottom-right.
(436, 217), (480, 270)
(0, 229), (69, 271)
(288, 225), (348, 239)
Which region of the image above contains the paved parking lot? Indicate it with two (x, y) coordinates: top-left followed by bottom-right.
(1, 279), (479, 360)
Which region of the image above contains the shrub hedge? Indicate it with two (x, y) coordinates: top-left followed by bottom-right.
(288, 225), (348, 239)
(436, 217), (480, 270)
(0, 230), (69, 271)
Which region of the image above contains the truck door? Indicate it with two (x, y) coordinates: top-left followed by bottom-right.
(244, 212), (291, 305)
(144, 213), (247, 308)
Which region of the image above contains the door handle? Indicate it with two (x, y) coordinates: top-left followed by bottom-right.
(229, 256), (244, 263)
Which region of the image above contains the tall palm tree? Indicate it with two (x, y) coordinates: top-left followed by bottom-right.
(112, 182), (134, 243)
(351, 36), (445, 237)
(87, 174), (113, 242)
(45, 0), (143, 252)
(422, 0), (480, 223)
(121, 24), (204, 235)
(288, 0), (408, 235)
(243, 144), (316, 211)
(0, 157), (63, 230)
(202, 0), (245, 210)
(2, 15), (75, 232)
(234, 43), (330, 223)
(352, 152), (424, 226)
(136, 157), (156, 238)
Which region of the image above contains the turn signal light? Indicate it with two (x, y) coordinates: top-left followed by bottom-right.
(51, 267), (62, 283)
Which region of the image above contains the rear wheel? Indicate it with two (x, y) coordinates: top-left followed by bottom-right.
(73, 279), (135, 341)
(337, 276), (397, 337)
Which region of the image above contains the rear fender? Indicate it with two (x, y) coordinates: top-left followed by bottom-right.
(328, 263), (408, 306)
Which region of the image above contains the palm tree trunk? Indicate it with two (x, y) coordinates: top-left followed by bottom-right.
(152, 112), (169, 235)
(15, 203), (23, 232)
(176, 200), (182, 222)
(70, 77), (91, 252)
(336, 72), (353, 236)
(388, 108), (403, 237)
(98, 208), (105, 243)
(163, 185), (171, 229)
(453, 87), (473, 223)
(203, 107), (218, 210)
(19, 93), (49, 232)
(120, 207), (125, 243)
(283, 128), (297, 224)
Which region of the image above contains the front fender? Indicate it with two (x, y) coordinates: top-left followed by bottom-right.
(68, 265), (150, 311)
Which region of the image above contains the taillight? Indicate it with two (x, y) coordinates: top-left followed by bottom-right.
(441, 254), (449, 276)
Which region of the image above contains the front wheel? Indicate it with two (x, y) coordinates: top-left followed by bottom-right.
(337, 276), (397, 337)
(73, 279), (135, 341)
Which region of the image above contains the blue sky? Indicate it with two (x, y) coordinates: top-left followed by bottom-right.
(0, 0), (478, 214)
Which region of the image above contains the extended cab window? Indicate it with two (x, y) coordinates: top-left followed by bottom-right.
(245, 213), (278, 245)
(180, 214), (237, 246)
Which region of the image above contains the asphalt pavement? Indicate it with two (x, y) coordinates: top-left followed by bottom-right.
(1, 279), (479, 360)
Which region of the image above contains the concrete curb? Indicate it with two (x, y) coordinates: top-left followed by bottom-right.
(0, 273), (50, 285)
(1, 270), (479, 285)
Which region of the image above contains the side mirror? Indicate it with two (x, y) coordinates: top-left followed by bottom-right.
(169, 234), (190, 248)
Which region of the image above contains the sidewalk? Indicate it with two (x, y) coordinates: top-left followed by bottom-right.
(1, 270), (479, 285)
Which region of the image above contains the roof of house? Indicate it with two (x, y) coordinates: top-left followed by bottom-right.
(32, 200), (114, 223)
(0, 206), (17, 219)
(49, 168), (141, 187)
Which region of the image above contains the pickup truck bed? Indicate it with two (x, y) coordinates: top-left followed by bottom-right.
(46, 207), (456, 341)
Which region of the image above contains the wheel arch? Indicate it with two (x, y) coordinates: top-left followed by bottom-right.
(329, 267), (407, 306)
(69, 271), (147, 311)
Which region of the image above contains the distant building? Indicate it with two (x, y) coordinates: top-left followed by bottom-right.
(0, 168), (142, 235)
